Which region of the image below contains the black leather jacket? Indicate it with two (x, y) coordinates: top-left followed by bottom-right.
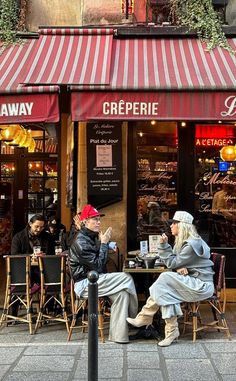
(69, 227), (108, 283)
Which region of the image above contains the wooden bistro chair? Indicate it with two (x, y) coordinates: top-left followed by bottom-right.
(182, 252), (231, 342)
(34, 254), (70, 333)
(0, 255), (40, 335)
(67, 263), (110, 343)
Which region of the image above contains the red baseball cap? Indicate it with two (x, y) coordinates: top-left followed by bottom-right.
(79, 204), (105, 221)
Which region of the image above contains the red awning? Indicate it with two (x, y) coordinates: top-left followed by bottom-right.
(71, 91), (236, 121)
(0, 39), (60, 123)
(71, 36), (236, 120)
(107, 37), (236, 90)
(70, 37), (236, 91)
(0, 93), (59, 124)
(22, 28), (114, 85)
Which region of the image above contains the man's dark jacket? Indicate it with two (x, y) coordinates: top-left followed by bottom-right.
(69, 227), (108, 283)
(11, 227), (55, 255)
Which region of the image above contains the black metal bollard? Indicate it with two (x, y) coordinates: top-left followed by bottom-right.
(87, 270), (99, 381)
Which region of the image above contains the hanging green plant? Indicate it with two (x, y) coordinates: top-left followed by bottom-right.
(0, 0), (19, 45)
(169, 0), (235, 54)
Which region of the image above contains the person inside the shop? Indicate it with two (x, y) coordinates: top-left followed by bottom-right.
(137, 199), (171, 241)
(46, 215), (67, 251)
(69, 204), (138, 343)
(147, 201), (171, 233)
(212, 183), (236, 221)
(127, 211), (214, 346)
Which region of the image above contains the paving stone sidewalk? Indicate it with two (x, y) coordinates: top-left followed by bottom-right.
(0, 323), (235, 381)
(0, 302), (235, 381)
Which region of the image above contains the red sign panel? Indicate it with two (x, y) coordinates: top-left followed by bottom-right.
(71, 91), (236, 121)
(0, 93), (59, 124)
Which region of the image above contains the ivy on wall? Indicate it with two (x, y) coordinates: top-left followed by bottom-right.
(169, 0), (235, 54)
(0, 0), (18, 44)
(0, 0), (235, 54)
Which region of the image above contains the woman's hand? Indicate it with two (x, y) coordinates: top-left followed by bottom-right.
(177, 267), (188, 276)
(159, 233), (168, 244)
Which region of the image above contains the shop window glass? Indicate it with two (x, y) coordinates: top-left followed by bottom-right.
(28, 160), (58, 219)
(136, 121), (177, 244)
(28, 161), (43, 177)
(195, 124), (236, 247)
(0, 126), (57, 154)
(45, 137), (58, 153)
(0, 162), (15, 177)
(0, 144), (15, 155)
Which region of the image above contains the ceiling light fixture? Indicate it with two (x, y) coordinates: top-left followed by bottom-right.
(0, 125), (36, 152)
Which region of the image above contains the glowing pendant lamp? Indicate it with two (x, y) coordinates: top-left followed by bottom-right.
(0, 124), (22, 141)
(220, 145), (236, 162)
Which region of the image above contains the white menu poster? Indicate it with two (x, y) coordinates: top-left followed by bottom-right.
(96, 145), (112, 167)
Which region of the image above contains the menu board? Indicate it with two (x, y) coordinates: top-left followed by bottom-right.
(87, 122), (123, 208)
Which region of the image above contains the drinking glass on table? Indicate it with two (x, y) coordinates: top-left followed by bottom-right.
(32, 245), (41, 259)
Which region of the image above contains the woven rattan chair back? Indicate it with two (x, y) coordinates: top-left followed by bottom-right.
(182, 252), (231, 341)
(34, 254), (69, 333)
(0, 255), (37, 334)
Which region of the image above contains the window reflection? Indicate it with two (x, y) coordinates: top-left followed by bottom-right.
(0, 162), (15, 177)
(136, 122), (177, 243)
(28, 178), (43, 193)
(28, 160), (58, 219)
(28, 161), (43, 176)
(195, 124), (236, 247)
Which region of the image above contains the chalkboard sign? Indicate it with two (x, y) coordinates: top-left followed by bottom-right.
(87, 122), (123, 208)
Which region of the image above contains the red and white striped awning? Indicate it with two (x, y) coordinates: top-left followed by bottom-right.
(109, 37), (236, 90)
(0, 39), (59, 94)
(22, 28), (114, 85)
(0, 39), (60, 123)
(70, 35), (236, 121)
(71, 37), (236, 91)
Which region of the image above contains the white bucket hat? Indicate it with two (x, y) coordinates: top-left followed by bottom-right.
(172, 211), (194, 224)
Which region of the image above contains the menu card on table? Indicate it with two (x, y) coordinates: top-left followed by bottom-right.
(148, 235), (161, 253)
(140, 240), (148, 256)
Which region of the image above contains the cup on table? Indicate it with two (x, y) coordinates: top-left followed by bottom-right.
(55, 245), (62, 255)
(108, 241), (117, 252)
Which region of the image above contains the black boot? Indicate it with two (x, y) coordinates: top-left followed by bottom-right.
(129, 324), (161, 341)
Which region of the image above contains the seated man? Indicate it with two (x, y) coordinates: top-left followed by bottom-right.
(10, 214), (55, 316)
(11, 214), (55, 256)
(46, 216), (67, 251)
(69, 204), (138, 343)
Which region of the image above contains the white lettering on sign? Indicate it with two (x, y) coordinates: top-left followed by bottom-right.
(221, 96), (236, 117)
(103, 100), (159, 116)
(196, 138), (234, 146)
(0, 102), (34, 117)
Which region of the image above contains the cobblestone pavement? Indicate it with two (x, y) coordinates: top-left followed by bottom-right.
(0, 303), (235, 381)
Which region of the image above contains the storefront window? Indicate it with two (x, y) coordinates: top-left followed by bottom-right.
(136, 121), (177, 243)
(195, 124), (236, 247)
(0, 162), (15, 177)
(28, 160), (58, 221)
(0, 126), (58, 154)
